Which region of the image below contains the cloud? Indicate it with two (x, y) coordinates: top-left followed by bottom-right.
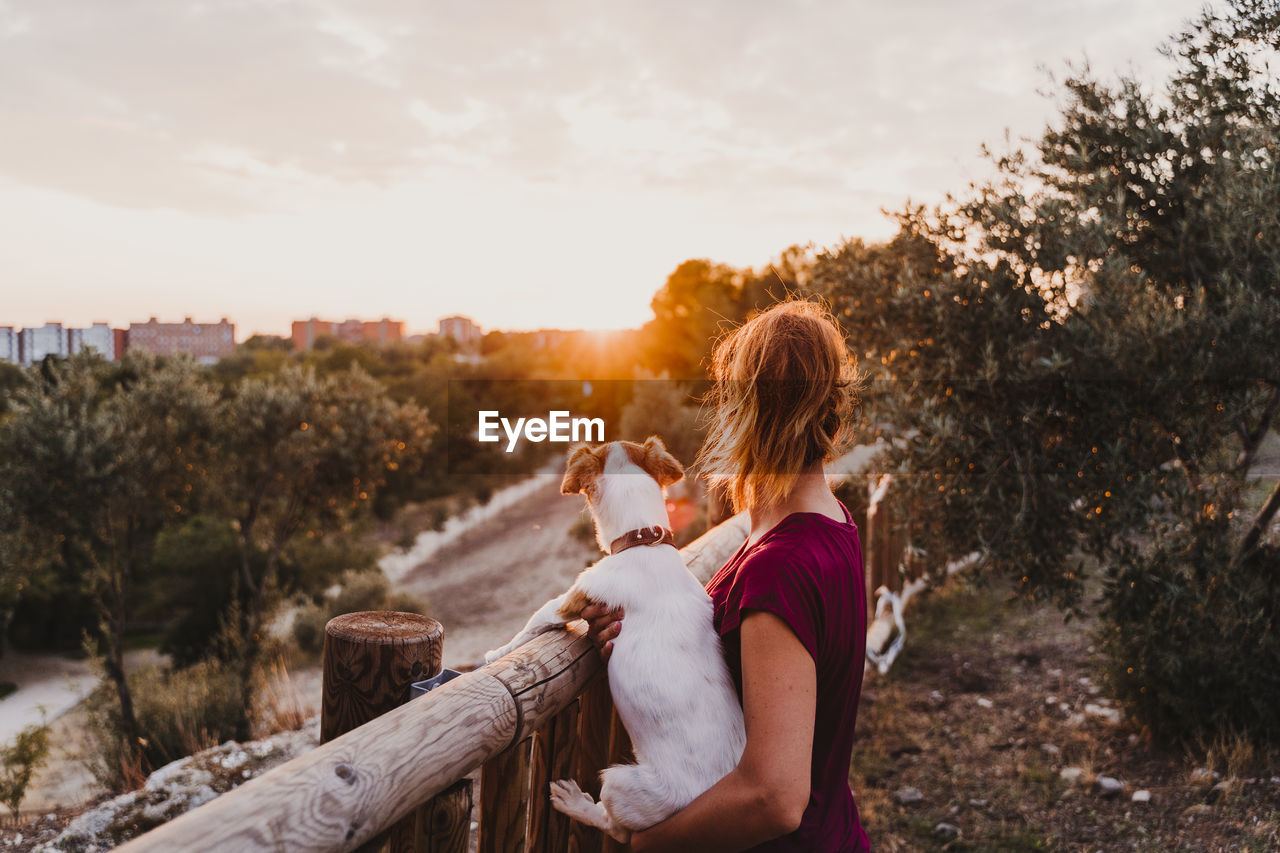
(0, 0), (1215, 218)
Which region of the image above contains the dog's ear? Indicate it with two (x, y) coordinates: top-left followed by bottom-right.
(561, 444), (603, 496)
(639, 435), (684, 488)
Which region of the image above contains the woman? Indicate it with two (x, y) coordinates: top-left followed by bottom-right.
(583, 299), (872, 852)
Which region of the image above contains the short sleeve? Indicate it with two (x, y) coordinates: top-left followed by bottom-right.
(716, 538), (822, 662)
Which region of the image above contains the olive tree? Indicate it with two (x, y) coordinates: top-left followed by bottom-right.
(815, 0), (1280, 742)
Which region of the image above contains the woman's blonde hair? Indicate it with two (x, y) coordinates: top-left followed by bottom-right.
(696, 298), (858, 512)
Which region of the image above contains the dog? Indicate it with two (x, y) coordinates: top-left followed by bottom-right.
(484, 436), (746, 842)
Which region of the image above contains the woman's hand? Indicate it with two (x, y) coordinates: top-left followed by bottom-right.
(580, 602), (624, 663)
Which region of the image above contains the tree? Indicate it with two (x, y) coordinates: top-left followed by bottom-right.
(618, 376), (705, 468)
(211, 366), (432, 736)
(638, 250), (818, 381)
(815, 0), (1279, 742)
(640, 259), (749, 379)
(0, 353), (215, 773)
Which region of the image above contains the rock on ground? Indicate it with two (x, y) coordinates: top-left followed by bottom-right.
(1095, 775), (1125, 797)
(893, 786), (924, 805)
(33, 719), (319, 852)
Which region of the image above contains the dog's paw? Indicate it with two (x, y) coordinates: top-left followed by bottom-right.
(548, 779), (593, 817)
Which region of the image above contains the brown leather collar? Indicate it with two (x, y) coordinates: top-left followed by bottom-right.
(609, 525), (675, 555)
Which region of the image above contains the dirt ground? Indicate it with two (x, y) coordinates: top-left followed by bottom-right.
(392, 474), (598, 668)
(851, 579), (1280, 851)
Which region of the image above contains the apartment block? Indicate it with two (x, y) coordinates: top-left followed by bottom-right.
(68, 323), (117, 360)
(128, 317), (235, 363)
(291, 317), (404, 351)
(438, 315), (481, 347)
(19, 323), (68, 366)
(0, 327), (16, 364)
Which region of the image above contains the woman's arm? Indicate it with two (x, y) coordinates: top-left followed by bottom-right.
(630, 609), (817, 853)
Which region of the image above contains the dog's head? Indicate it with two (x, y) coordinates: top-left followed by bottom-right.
(560, 436), (684, 503)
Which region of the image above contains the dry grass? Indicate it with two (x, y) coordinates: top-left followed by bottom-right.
(254, 656), (314, 737)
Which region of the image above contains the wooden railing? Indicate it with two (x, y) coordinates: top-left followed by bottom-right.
(863, 473), (920, 596)
(862, 473), (979, 673)
(116, 513), (751, 853)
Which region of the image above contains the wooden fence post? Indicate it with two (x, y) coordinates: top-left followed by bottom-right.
(322, 610), (470, 853)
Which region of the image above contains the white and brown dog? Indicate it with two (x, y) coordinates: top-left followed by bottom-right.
(484, 437), (746, 842)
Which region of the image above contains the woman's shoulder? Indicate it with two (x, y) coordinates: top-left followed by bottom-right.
(752, 511), (859, 554)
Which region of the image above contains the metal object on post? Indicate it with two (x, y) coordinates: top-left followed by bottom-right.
(411, 668), (463, 699)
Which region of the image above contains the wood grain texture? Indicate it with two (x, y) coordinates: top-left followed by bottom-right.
(322, 611), (444, 744)
(526, 720), (553, 853)
(568, 676), (613, 853)
(541, 703), (580, 853)
(485, 623), (601, 745)
(116, 671), (516, 853)
(121, 517), (752, 853)
(411, 780), (472, 853)
(322, 610), (445, 852)
(479, 738), (531, 853)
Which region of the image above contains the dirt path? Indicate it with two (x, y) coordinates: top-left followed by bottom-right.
(393, 473), (597, 668)
(0, 649), (163, 746)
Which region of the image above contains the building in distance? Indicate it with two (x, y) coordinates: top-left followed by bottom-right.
(0, 326), (19, 364)
(1, 322), (127, 365)
(438, 315), (481, 347)
(127, 316), (235, 364)
(18, 322), (69, 365)
(68, 323), (118, 360)
(291, 317), (404, 351)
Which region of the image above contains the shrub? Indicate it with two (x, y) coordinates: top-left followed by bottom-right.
(289, 569), (429, 656)
(384, 591), (428, 615)
(1099, 519), (1280, 747)
(0, 721), (51, 824)
(290, 600), (328, 656)
(87, 659), (244, 791)
(329, 569), (390, 616)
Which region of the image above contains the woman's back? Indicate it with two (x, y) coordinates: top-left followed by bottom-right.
(707, 506), (870, 852)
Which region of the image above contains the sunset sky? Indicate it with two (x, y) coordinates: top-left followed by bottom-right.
(1, 0), (1213, 338)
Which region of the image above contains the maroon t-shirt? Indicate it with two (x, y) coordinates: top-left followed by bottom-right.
(706, 504), (871, 853)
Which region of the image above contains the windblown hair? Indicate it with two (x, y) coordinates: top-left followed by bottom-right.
(696, 299), (858, 513)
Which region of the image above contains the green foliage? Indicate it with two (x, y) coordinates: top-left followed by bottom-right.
(1100, 527), (1280, 745)
(617, 377), (705, 466)
(328, 569), (391, 616)
(812, 0), (1280, 745)
(818, 1), (1279, 598)
(0, 721), (52, 823)
(147, 515), (252, 667)
(639, 248), (813, 380)
(85, 658), (244, 791)
(290, 569), (427, 655)
(289, 602), (327, 656)
(0, 362), (26, 416)
(213, 365), (430, 617)
(0, 352), (218, 765)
